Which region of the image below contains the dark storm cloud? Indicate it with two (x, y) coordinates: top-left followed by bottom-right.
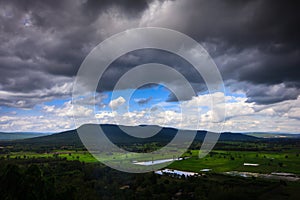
(93, 0), (300, 104)
(97, 49), (206, 96)
(155, 0), (300, 104)
(246, 84), (300, 105)
(81, 0), (152, 19)
(134, 97), (152, 105)
(0, 0), (299, 107)
(227, 80), (300, 105)
(237, 52), (300, 85)
(174, 0), (300, 52)
(0, 79), (73, 108)
(0, 0), (153, 107)
(0, 0), (154, 76)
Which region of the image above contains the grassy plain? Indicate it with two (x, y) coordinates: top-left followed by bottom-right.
(5, 148), (300, 175)
(170, 150), (300, 174)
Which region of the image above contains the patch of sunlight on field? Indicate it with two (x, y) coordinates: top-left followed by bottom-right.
(169, 150), (300, 174)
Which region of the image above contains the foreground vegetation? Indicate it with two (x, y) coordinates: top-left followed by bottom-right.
(0, 139), (299, 199)
(0, 157), (299, 200)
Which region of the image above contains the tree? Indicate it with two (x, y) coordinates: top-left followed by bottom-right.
(0, 164), (23, 199)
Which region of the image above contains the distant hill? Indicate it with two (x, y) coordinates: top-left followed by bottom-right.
(242, 132), (300, 139)
(1, 124), (259, 147)
(0, 132), (52, 141)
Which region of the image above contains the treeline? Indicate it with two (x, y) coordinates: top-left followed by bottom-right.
(0, 158), (297, 200)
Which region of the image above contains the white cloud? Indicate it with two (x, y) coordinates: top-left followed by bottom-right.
(1, 92), (300, 133)
(43, 105), (55, 112)
(0, 114), (74, 132)
(43, 101), (93, 118)
(93, 93), (300, 133)
(109, 96), (126, 110)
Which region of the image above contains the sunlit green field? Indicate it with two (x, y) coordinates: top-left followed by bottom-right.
(6, 148), (184, 164)
(5, 149), (300, 175)
(170, 150), (300, 174)
(7, 150), (98, 163)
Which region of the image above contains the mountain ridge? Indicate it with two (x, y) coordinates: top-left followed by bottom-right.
(0, 124), (260, 147)
(0, 131), (52, 141)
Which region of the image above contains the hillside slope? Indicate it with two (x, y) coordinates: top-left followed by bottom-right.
(1, 124), (259, 148)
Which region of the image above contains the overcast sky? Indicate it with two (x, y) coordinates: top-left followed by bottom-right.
(0, 0), (299, 133)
